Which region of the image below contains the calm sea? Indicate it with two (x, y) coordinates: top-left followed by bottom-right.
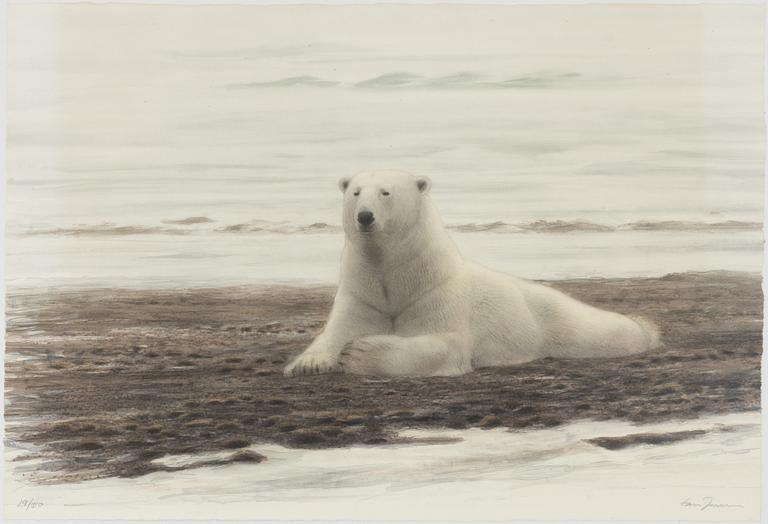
(6, 4), (764, 290)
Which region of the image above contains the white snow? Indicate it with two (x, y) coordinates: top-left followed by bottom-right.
(4, 411), (761, 521)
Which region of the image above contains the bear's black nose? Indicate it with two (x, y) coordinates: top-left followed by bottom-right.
(357, 211), (375, 226)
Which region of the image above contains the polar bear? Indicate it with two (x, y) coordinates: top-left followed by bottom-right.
(284, 170), (660, 377)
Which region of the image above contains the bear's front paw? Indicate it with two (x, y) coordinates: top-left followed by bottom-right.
(283, 351), (340, 377)
(339, 337), (386, 376)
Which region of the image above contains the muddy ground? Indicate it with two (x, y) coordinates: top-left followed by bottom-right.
(4, 271), (762, 484)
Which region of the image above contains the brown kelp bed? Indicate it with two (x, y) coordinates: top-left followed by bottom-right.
(5, 271), (762, 483)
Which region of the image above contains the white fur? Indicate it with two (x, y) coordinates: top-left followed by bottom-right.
(284, 170), (660, 377)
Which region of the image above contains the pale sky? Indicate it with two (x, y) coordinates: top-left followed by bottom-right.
(6, 4), (765, 227)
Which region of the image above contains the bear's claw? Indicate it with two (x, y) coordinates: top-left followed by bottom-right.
(283, 352), (340, 377)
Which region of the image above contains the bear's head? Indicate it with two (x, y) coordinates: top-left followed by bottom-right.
(338, 170), (431, 239)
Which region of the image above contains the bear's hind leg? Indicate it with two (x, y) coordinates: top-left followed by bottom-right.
(340, 332), (471, 377)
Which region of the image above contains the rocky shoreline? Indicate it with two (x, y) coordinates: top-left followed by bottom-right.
(5, 271), (762, 483)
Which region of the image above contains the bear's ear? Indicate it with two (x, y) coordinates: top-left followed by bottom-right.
(416, 176), (431, 194)
(338, 177), (351, 193)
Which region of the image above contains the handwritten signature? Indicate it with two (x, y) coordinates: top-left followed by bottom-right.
(17, 498), (44, 511)
(681, 496), (744, 511)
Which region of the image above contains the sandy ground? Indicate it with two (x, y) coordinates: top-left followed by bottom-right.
(4, 271), (762, 484)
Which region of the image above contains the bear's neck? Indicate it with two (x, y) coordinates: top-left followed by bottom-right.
(341, 199), (464, 310)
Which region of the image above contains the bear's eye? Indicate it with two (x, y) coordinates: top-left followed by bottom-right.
(381, 191), (390, 196)
(353, 190), (360, 196)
